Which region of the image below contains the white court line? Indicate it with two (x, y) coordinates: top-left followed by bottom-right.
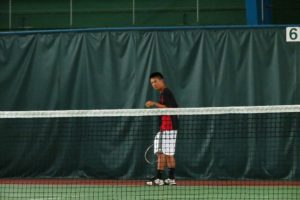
(29, 198), (61, 200)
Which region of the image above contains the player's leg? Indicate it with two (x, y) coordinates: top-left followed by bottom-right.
(146, 153), (165, 185)
(165, 155), (176, 185)
(146, 132), (165, 186)
(162, 130), (177, 185)
(155, 131), (166, 178)
(157, 153), (166, 178)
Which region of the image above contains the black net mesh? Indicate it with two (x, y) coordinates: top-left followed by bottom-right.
(0, 106), (299, 199)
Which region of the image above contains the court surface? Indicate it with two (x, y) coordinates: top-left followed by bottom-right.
(1, 180), (299, 200)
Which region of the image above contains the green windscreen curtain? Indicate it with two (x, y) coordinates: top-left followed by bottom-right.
(0, 27), (299, 180)
(0, 28), (299, 110)
(0, 114), (299, 180)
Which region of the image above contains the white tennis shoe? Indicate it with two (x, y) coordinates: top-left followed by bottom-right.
(146, 178), (164, 186)
(164, 178), (176, 185)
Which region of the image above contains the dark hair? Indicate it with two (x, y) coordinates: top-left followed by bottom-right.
(149, 72), (164, 79)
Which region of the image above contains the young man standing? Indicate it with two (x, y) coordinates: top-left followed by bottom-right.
(145, 72), (178, 186)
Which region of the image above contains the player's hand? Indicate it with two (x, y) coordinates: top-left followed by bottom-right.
(145, 101), (155, 108)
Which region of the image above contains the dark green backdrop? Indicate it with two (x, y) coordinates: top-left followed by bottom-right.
(1, 113), (299, 180)
(0, 27), (299, 110)
(0, 27), (299, 180)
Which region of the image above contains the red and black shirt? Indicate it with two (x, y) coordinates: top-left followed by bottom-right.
(159, 88), (179, 131)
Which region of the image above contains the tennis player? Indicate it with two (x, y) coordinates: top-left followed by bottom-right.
(145, 72), (178, 186)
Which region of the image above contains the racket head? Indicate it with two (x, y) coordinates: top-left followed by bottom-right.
(144, 144), (156, 165)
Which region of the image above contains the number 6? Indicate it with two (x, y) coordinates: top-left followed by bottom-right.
(289, 28), (298, 40)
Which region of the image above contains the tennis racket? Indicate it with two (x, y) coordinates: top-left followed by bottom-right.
(144, 144), (156, 165)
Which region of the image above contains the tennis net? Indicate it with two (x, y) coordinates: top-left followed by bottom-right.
(0, 105), (299, 200)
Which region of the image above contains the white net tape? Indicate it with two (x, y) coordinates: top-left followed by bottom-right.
(1, 105), (300, 118)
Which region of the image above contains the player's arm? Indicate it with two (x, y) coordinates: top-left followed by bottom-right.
(145, 101), (167, 108)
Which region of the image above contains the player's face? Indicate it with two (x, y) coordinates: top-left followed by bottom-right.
(150, 77), (164, 91)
